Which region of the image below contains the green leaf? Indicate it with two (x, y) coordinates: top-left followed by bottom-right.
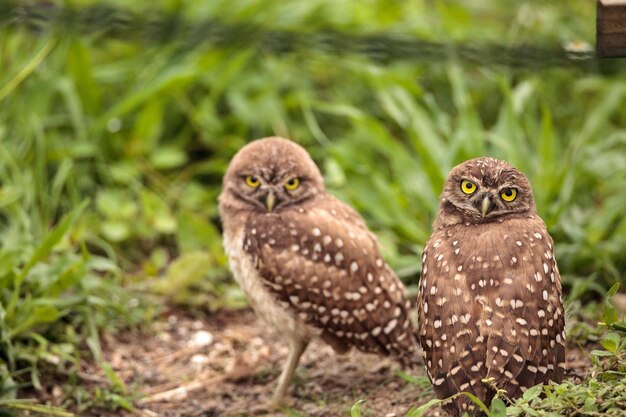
(610, 322), (626, 332)
(140, 189), (177, 234)
(101, 221), (131, 242)
(406, 398), (445, 417)
(395, 369), (430, 386)
(590, 349), (614, 357)
(176, 212), (223, 255)
(0, 185), (22, 208)
(602, 283), (621, 326)
(490, 398), (507, 417)
(600, 333), (621, 354)
(0, 39), (56, 102)
(9, 304), (61, 338)
(521, 384), (543, 402)
(607, 283), (621, 297)
(150, 146), (188, 170)
(101, 361), (127, 395)
(6, 200), (89, 319)
(0, 400), (75, 417)
(67, 39), (101, 114)
(460, 392), (493, 416)
(350, 399), (365, 417)
(154, 251), (214, 296)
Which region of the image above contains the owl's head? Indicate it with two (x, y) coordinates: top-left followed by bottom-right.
(219, 137), (325, 214)
(435, 157), (537, 227)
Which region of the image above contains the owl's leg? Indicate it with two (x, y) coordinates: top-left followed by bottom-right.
(270, 337), (309, 407)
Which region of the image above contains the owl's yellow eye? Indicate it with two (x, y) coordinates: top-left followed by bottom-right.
(245, 176), (260, 188)
(284, 178), (300, 191)
(500, 188), (518, 202)
(460, 180), (477, 195)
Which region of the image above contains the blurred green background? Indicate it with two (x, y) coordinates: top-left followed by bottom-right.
(0, 0), (625, 412)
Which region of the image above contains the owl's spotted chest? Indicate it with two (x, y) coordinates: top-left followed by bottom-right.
(423, 221), (539, 294)
(223, 225), (315, 340)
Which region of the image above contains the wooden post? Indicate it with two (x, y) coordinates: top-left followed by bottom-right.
(597, 0), (626, 57)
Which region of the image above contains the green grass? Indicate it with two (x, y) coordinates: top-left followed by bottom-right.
(0, 0), (625, 415)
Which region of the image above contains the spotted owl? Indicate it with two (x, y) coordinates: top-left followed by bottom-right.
(417, 157), (566, 416)
(218, 137), (419, 405)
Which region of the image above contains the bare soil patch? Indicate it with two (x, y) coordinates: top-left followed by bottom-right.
(41, 308), (592, 417)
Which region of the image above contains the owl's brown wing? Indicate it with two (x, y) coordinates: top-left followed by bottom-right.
(418, 217), (565, 415)
(480, 217), (566, 399)
(244, 195), (418, 367)
(418, 225), (491, 416)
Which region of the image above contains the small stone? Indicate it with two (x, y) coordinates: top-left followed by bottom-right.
(188, 330), (214, 348)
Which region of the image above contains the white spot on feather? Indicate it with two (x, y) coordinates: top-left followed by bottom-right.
(384, 319), (398, 334)
(335, 252), (344, 264)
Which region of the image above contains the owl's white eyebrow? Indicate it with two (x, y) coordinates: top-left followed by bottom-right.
(279, 174), (310, 183)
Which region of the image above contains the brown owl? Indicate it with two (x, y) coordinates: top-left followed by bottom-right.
(417, 157), (566, 416)
(218, 137), (419, 406)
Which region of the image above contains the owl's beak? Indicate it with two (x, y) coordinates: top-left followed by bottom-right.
(265, 191), (276, 212)
(481, 195), (491, 217)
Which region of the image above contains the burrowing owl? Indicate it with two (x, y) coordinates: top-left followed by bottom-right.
(417, 157), (566, 416)
(219, 137), (419, 405)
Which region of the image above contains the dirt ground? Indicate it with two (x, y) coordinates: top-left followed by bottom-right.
(62, 308), (591, 417)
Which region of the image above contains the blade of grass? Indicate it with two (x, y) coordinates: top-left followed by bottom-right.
(5, 200), (89, 319)
(0, 39), (56, 102)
